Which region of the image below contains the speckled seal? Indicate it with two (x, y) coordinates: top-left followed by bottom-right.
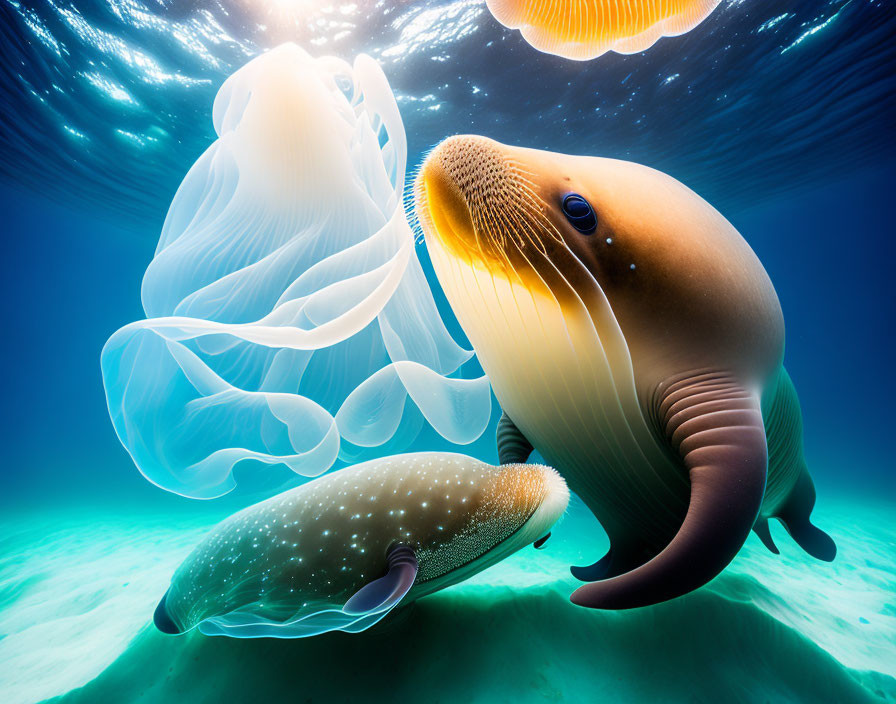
(153, 452), (568, 637)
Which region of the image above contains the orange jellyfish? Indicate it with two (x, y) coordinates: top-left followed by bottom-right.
(485, 0), (721, 60)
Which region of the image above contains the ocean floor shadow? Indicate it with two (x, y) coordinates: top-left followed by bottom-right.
(46, 577), (894, 704)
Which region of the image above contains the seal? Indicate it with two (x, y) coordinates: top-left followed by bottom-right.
(414, 135), (836, 610)
(153, 452), (568, 637)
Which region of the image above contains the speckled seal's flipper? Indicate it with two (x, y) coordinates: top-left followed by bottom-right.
(496, 411), (534, 465)
(752, 518), (780, 555)
(343, 545), (418, 616)
(776, 468), (836, 562)
(198, 545), (420, 639)
(571, 373), (768, 610)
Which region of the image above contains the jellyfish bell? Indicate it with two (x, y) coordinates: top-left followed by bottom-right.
(486, 0), (722, 60)
(153, 453), (570, 638)
(142, 44), (412, 333)
(101, 44), (490, 500)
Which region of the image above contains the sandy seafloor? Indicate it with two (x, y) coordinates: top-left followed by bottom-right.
(1, 486), (894, 704)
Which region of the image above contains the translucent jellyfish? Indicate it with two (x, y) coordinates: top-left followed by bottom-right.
(101, 44), (491, 499)
(485, 0), (721, 60)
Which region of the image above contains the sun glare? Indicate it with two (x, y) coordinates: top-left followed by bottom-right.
(242, 0), (362, 43)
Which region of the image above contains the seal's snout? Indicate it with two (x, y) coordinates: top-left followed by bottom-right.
(421, 135), (509, 207)
(417, 139), (478, 248)
(497, 463), (569, 539)
(153, 590), (183, 635)
(417, 135), (526, 262)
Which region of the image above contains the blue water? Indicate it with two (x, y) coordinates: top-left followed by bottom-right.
(1, 1), (894, 702)
(2, 0), (894, 223)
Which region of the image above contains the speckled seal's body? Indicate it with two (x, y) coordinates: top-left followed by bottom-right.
(154, 452), (568, 637)
(415, 135), (835, 610)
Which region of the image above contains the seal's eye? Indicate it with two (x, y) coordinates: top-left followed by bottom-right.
(561, 194), (597, 234)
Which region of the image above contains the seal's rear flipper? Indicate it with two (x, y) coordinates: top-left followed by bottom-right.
(343, 544), (418, 615)
(776, 469), (836, 562)
(762, 369), (836, 562)
(752, 518), (779, 555)
(781, 519), (836, 562)
(497, 411), (534, 464)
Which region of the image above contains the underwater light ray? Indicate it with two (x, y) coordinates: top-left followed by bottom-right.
(101, 44), (490, 500)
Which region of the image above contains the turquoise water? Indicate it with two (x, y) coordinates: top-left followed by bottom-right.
(1, 0), (895, 702)
(2, 491), (894, 703)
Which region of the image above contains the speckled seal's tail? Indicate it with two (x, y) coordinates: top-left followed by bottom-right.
(153, 589), (181, 635)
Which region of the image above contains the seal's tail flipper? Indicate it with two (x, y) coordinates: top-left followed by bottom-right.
(763, 368), (836, 562)
(782, 518), (837, 562)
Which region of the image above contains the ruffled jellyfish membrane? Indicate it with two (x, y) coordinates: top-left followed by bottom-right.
(486, 0), (721, 60)
(101, 44), (491, 499)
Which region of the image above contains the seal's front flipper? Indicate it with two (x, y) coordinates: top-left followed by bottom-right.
(752, 518), (779, 555)
(776, 469), (836, 562)
(343, 544), (418, 615)
(571, 373), (768, 610)
(497, 411), (534, 464)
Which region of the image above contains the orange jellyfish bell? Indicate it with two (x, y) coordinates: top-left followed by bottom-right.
(485, 0), (721, 60)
